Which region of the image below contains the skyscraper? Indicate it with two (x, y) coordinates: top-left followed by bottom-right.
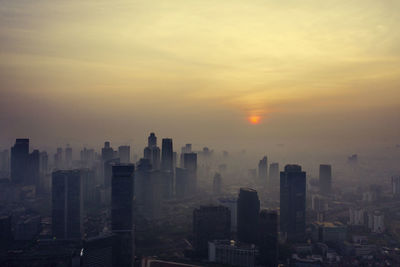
(193, 205), (231, 256)
(237, 188), (260, 244)
(175, 167), (189, 198)
(118, 146), (131, 164)
(111, 164), (135, 267)
(184, 153), (197, 194)
(102, 141), (114, 162)
(319, 164), (332, 195)
(144, 133), (161, 170)
(213, 173), (222, 195)
(258, 210), (278, 267)
(52, 170), (83, 240)
(180, 144), (192, 168)
(148, 132), (157, 148)
(65, 145), (72, 169)
(11, 138), (29, 183)
(161, 138), (173, 172)
(28, 149), (40, 187)
(0, 149), (10, 177)
(258, 156), (268, 182)
(268, 162), (279, 187)
(54, 147), (63, 169)
(280, 164), (306, 242)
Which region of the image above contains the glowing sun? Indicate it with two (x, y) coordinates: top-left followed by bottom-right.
(248, 115), (261, 125)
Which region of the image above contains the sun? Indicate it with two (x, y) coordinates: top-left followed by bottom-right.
(248, 115), (261, 125)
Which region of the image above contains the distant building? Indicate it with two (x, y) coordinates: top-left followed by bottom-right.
(258, 156), (268, 182)
(218, 198), (237, 232)
(268, 162), (279, 187)
(349, 207), (365, 226)
(180, 144), (192, 168)
(102, 141), (114, 162)
(237, 188), (260, 244)
(280, 164), (306, 242)
(65, 145), (72, 169)
(144, 133), (161, 170)
(319, 164), (332, 195)
(184, 153), (197, 194)
(54, 147), (63, 169)
(391, 176), (400, 198)
(52, 170), (83, 240)
(111, 164), (135, 267)
(118, 146), (131, 164)
(368, 211), (385, 233)
(0, 149), (10, 177)
(175, 167), (190, 198)
(213, 173), (222, 195)
(311, 221), (347, 243)
(11, 138), (29, 183)
(208, 240), (257, 267)
(161, 138), (173, 172)
(258, 210), (278, 267)
(193, 205), (231, 256)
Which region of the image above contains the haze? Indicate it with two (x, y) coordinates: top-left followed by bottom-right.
(1, 0), (399, 153)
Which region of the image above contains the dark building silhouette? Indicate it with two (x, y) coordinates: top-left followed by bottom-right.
(54, 147), (63, 169)
(269, 162), (279, 187)
(258, 210), (278, 267)
(161, 138), (173, 172)
(280, 164), (306, 242)
(237, 188), (260, 244)
(28, 149), (40, 187)
(111, 164), (135, 267)
(258, 156), (268, 182)
(65, 145), (72, 169)
(148, 132), (157, 148)
(0, 149), (10, 177)
(102, 141), (114, 162)
(52, 170), (83, 240)
(175, 167), (189, 198)
(184, 153), (197, 194)
(11, 138), (29, 183)
(82, 234), (117, 267)
(39, 151), (48, 174)
(193, 205), (231, 256)
(319, 164), (332, 195)
(0, 215), (13, 250)
(180, 144), (192, 168)
(118, 146), (131, 164)
(144, 133), (161, 170)
(213, 172), (222, 195)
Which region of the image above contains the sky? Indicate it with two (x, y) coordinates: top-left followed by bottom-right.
(1, 0), (399, 153)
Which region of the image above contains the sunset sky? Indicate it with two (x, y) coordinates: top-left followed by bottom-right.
(1, 0), (399, 151)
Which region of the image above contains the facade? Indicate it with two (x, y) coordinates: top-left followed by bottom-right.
(11, 138), (29, 183)
(237, 188), (260, 244)
(319, 164), (332, 195)
(218, 197), (237, 232)
(52, 170), (83, 240)
(184, 153), (197, 194)
(208, 240), (257, 267)
(193, 205), (231, 256)
(82, 234), (117, 267)
(280, 164), (306, 242)
(391, 176), (400, 198)
(258, 156), (268, 182)
(101, 141), (114, 162)
(258, 210), (278, 267)
(175, 167), (189, 198)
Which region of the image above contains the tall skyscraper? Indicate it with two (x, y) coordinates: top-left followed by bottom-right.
(319, 164), (332, 195)
(280, 164), (306, 242)
(392, 176), (400, 198)
(118, 146), (131, 164)
(144, 133), (161, 170)
(193, 205), (231, 256)
(184, 153), (197, 194)
(54, 147), (63, 169)
(148, 132), (157, 148)
(180, 144), (192, 168)
(175, 167), (189, 198)
(269, 162), (279, 187)
(39, 151), (48, 174)
(213, 173), (222, 195)
(111, 164), (135, 267)
(237, 188), (260, 244)
(11, 138), (29, 183)
(65, 145), (72, 169)
(28, 149), (40, 186)
(52, 170), (83, 240)
(161, 138), (173, 172)
(258, 210), (278, 267)
(102, 141), (114, 162)
(258, 156), (268, 182)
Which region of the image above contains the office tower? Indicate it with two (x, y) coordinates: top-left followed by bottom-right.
(180, 144), (192, 168)
(184, 153), (197, 194)
(11, 138), (29, 183)
(161, 138), (173, 172)
(81, 169), (96, 213)
(104, 158), (120, 206)
(258, 210), (278, 267)
(258, 156), (268, 182)
(392, 176), (400, 198)
(54, 147), (63, 169)
(28, 149), (40, 186)
(144, 133), (161, 170)
(111, 164), (135, 267)
(65, 145), (72, 169)
(218, 197), (237, 232)
(0, 149), (10, 177)
(52, 170), (83, 240)
(39, 151), (48, 174)
(269, 162), (279, 187)
(102, 141), (114, 162)
(118, 146), (131, 164)
(81, 147), (95, 167)
(213, 173), (222, 195)
(237, 188), (260, 244)
(175, 167), (189, 198)
(280, 164), (306, 242)
(319, 164), (332, 195)
(173, 151), (177, 169)
(193, 205), (231, 256)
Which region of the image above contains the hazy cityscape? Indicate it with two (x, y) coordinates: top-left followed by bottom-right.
(1, 0), (400, 266)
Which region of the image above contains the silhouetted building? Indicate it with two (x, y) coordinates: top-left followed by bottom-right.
(175, 167), (189, 198)
(161, 138), (173, 172)
(39, 151), (48, 174)
(111, 164), (135, 267)
(144, 133), (161, 170)
(218, 197), (237, 232)
(52, 170), (83, 240)
(319, 164), (332, 195)
(11, 138), (29, 183)
(180, 144), (192, 168)
(237, 188), (260, 244)
(118, 146), (131, 164)
(258, 210), (278, 267)
(280, 164), (306, 242)
(193, 205), (231, 256)
(258, 156), (268, 182)
(54, 147), (63, 169)
(148, 132), (157, 148)
(65, 145), (72, 169)
(82, 234), (117, 267)
(269, 162), (279, 187)
(213, 172), (222, 195)
(0, 149), (10, 177)
(392, 176), (400, 198)
(102, 141), (114, 162)
(28, 149), (40, 187)
(184, 153), (197, 194)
